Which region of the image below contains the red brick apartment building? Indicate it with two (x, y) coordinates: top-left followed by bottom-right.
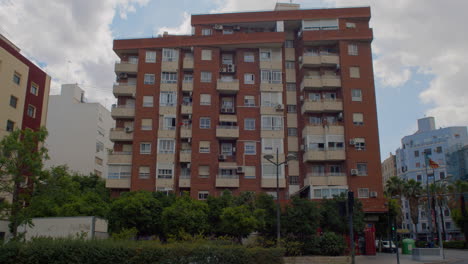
(107, 3), (385, 216)
(0, 34), (51, 139)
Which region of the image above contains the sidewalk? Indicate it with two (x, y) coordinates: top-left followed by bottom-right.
(356, 252), (457, 264)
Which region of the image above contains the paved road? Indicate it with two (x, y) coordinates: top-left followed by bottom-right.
(356, 249), (468, 264)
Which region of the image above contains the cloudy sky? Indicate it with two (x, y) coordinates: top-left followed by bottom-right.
(1, 0), (466, 159)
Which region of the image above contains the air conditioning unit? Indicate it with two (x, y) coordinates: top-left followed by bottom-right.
(189, 92), (193, 96)
(298, 56), (303, 63)
(232, 147), (236, 152)
(187, 138), (192, 143)
(220, 67), (227, 72)
(125, 127), (133, 133)
(214, 24), (223, 30)
(300, 144), (305, 151)
(275, 104), (284, 111)
(188, 114), (192, 119)
(370, 191), (378, 198)
(226, 64), (235, 72)
(187, 163), (191, 168)
(350, 169), (358, 176)
(233, 25), (241, 31)
(300, 95), (304, 101)
(218, 154), (227, 161)
(349, 139), (355, 145)
(237, 166), (245, 173)
(338, 112), (343, 121)
(119, 73), (128, 79)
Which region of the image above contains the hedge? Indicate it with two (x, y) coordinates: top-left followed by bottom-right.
(0, 238), (285, 264)
(443, 241), (467, 249)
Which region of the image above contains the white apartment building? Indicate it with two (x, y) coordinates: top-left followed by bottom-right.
(45, 84), (114, 178)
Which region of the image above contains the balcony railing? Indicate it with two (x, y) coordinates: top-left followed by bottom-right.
(217, 79), (239, 93)
(107, 172), (131, 180)
(115, 61), (138, 73)
(111, 105), (135, 118)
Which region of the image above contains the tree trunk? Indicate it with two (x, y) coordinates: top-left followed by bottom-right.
(438, 204), (446, 241)
(460, 195), (468, 248)
(9, 179), (21, 237)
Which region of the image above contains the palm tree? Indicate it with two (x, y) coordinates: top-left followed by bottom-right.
(431, 182), (449, 241)
(385, 176), (406, 227)
(404, 179), (423, 239)
(447, 180), (468, 244)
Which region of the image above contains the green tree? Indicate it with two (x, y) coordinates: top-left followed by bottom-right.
(404, 179), (423, 238)
(320, 194), (364, 235)
(220, 205), (264, 243)
(385, 176), (406, 227)
(448, 180), (468, 245)
(207, 191), (234, 235)
(0, 128), (48, 237)
(283, 197), (320, 240)
(254, 192), (277, 237)
(161, 195), (209, 238)
(108, 191), (163, 237)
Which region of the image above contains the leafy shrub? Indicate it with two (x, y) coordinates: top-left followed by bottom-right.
(0, 238), (285, 264)
(443, 240), (467, 249)
(415, 240), (427, 248)
(111, 227), (138, 240)
(319, 232), (346, 256)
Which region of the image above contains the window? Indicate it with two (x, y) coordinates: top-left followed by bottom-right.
(201, 71), (212, 83)
(94, 156), (103, 166)
(158, 139), (175, 154)
(261, 92), (282, 107)
(161, 72), (177, 84)
(289, 176), (299, 185)
(260, 49), (271, 61)
(285, 61), (295, 69)
(261, 70), (282, 83)
(436, 146), (443, 153)
(351, 89), (362, 101)
(160, 91), (176, 106)
(27, 105), (36, 118)
(285, 40), (294, 48)
(30, 83), (39, 95)
(244, 118), (255, 130)
(162, 48), (178, 61)
(162, 116), (176, 130)
(262, 138), (283, 154)
(244, 52), (254, 62)
(348, 44), (358, 56)
(198, 165), (210, 178)
(157, 163), (174, 179)
(357, 163), (368, 176)
(184, 74), (193, 82)
(346, 22), (356, 28)
(9, 96), (17, 108)
(286, 83), (296, 91)
(354, 138), (366, 150)
(140, 142), (151, 154)
(13, 72), (21, 85)
(199, 141), (210, 153)
(424, 148), (432, 155)
(200, 117), (211, 129)
(350, 67), (360, 78)
(287, 105), (296, 113)
(416, 175), (422, 182)
(262, 163), (284, 178)
(6, 120), (14, 132)
(244, 166), (256, 179)
(108, 165), (131, 179)
(198, 191), (209, 200)
(141, 119), (152, 130)
(414, 150), (419, 157)
(96, 141), (104, 152)
(445, 222), (451, 229)
(440, 171), (446, 179)
(144, 74), (155, 84)
(353, 113), (363, 126)
(143, 96), (153, 107)
(261, 116), (283, 130)
(244, 73), (255, 84)
(200, 94), (211, 105)
(244, 142), (256, 155)
(201, 28), (212, 36)
(139, 166), (150, 179)
(223, 29), (233, 35)
(221, 143), (233, 155)
(244, 96), (255, 107)
(288, 128), (297, 136)
(358, 188), (369, 198)
(444, 209), (450, 217)
(416, 162), (421, 168)
(145, 51), (156, 63)
(201, 49), (212, 60)
(422, 223), (427, 230)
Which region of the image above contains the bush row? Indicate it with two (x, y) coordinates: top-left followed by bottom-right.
(443, 240), (467, 249)
(0, 238), (285, 264)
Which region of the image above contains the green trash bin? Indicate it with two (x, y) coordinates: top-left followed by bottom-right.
(402, 238), (416, 254)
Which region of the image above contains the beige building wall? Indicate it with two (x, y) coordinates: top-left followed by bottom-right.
(0, 46), (29, 139)
(381, 153), (397, 189)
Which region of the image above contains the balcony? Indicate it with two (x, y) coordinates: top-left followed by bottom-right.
(182, 81), (193, 92)
(180, 125), (192, 138)
(109, 128), (133, 142)
(161, 60), (178, 71)
(302, 125), (344, 136)
(181, 103), (192, 115)
(108, 152), (132, 164)
(111, 105), (135, 119)
(301, 76), (341, 90)
(260, 82), (283, 92)
(301, 99), (343, 113)
(301, 28), (373, 43)
(216, 125), (239, 139)
(303, 149), (346, 162)
(217, 79), (239, 93)
(106, 178), (130, 189)
(261, 178), (286, 188)
(216, 175), (240, 188)
(183, 57), (194, 69)
(304, 172), (347, 186)
(179, 150), (191, 162)
(179, 174), (191, 188)
(113, 83), (136, 97)
(300, 53), (339, 68)
(115, 61), (138, 74)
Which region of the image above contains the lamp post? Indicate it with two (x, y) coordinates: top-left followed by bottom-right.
(424, 151), (434, 244)
(263, 148), (297, 247)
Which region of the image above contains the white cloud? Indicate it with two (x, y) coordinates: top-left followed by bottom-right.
(156, 12), (192, 36)
(0, 0), (149, 107)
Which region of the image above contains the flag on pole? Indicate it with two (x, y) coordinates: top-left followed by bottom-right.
(429, 159), (439, 169)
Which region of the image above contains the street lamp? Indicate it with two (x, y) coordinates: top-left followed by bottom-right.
(263, 148), (297, 247)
